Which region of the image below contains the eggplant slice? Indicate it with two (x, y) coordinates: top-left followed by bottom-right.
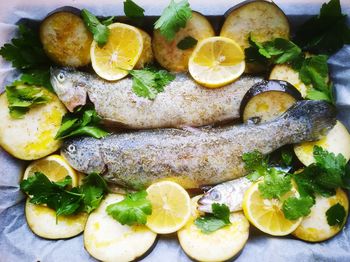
(240, 80), (302, 124)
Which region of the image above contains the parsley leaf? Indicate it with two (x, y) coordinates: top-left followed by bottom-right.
(326, 203), (346, 227)
(106, 191), (152, 226)
(194, 203), (231, 234)
(129, 68), (175, 99)
(294, 0), (350, 55)
(101, 16), (115, 26)
(258, 168), (292, 199)
(6, 84), (51, 119)
(243, 150), (269, 182)
(282, 196), (314, 220)
(124, 0), (145, 21)
(177, 36), (197, 50)
(14, 68), (53, 92)
(154, 0), (192, 41)
(55, 105), (109, 139)
(81, 9), (110, 46)
(281, 150), (293, 166)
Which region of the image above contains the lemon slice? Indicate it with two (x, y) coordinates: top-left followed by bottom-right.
(23, 154), (79, 187)
(91, 23), (143, 81)
(188, 36), (245, 88)
(146, 181), (191, 234)
(242, 182), (302, 236)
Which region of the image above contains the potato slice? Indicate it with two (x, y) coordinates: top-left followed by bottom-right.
(135, 30), (154, 69)
(178, 196), (249, 262)
(221, 0), (290, 73)
(0, 91), (67, 160)
(293, 188), (349, 242)
(294, 121), (350, 166)
(40, 11), (93, 67)
(84, 194), (157, 262)
(152, 11), (214, 72)
(25, 199), (88, 239)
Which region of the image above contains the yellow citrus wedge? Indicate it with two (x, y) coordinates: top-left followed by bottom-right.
(90, 23), (143, 81)
(188, 36), (245, 88)
(146, 181), (191, 234)
(242, 182), (302, 236)
(23, 154), (79, 187)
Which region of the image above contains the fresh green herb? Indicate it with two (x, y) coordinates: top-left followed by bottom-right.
(106, 190), (152, 226)
(177, 36), (197, 50)
(101, 16), (115, 26)
(326, 203), (346, 227)
(294, 0), (350, 55)
(14, 69), (53, 92)
(282, 196), (314, 220)
(154, 0), (192, 41)
(281, 150), (293, 166)
(194, 203), (231, 234)
(242, 150), (269, 181)
(6, 84), (51, 119)
(129, 67), (175, 99)
(124, 0), (145, 21)
(20, 172), (108, 218)
(81, 9), (110, 46)
(258, 168), (292, 199)
(55, 105), (109, 139)
(0, 24), (49, 70)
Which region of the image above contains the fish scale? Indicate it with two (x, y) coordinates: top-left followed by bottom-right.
(62, 100), (336, 190)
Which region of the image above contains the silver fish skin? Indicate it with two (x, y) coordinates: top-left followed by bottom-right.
(50, 68), (263, 129)
(198, 177), (253, 213)
(61, 100), (336, 190)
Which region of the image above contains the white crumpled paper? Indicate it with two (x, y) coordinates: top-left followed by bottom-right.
(0, 0), (350, 261)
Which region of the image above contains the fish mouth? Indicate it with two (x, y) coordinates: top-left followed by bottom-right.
(197, 195), (214, 213)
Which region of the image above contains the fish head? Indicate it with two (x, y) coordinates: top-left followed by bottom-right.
(61, 138), (106, 175)
(197, 183), (233, 213)
(50, 67), (87, 112)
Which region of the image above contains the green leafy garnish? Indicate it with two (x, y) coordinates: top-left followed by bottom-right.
(6, 84), (51, 119)
(101, 16), (115, 26)
(282, 196), (314, 220)
(326, 203), (346, 227)
(281, 150), (293, 166)
(129, 67), (175, 99)
(294, 0), (350, 55)
(55, 105), (109, 139)
(258, 168), (292, 199)
(194, 203), (231, 234)
(81, 9), (110, 46)
(106, 191), (152, 226)
(124, 0), (145, 21)
(20, 172), (108, 218)
(242, 150), (269, 181)
(154, 0), (192, 41)
(177, 36), (198, 50)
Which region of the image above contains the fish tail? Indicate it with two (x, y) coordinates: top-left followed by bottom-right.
(282, 100), (337, 141)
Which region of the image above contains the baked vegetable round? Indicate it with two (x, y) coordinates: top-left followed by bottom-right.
(40, 10), (93, 67)
(152, 11), (215, 72)
(240, 80), (302, 124)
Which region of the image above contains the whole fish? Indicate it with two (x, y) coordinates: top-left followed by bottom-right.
(50, 68), (262, 129)
(61, 100), (336, 190)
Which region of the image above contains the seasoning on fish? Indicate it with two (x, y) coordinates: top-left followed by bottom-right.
(50, 68), (263, 129)
(61, 100), (336, 190)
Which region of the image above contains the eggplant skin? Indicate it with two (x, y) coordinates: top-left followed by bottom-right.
(40, 11), (93, 67)
(240, 80), (303, 123)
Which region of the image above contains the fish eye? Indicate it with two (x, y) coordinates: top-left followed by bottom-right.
(57, 72), (65, 82)
(209, 190), (221, 201)
(67, 144), (76, 154)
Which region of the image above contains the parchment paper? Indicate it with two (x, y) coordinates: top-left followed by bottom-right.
(0, 1), (350, 261)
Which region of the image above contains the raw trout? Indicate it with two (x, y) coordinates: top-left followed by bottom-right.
(50, 68), (262, 129)
(61, 100), (336, 190)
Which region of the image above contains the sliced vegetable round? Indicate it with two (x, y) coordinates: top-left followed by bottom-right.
(84, 194), (157, 262)
(146, 181), (191, 234)
(0, 92), (67, 160)
(178, 196), (249, 262)
(294, 120), (350, 166)
(220, 0), (290, 73)
(152, 11), (215, 72)
(40, 10), (93, 67)
(240, 80), (302, 123)
(293, 188), (349, 242)
(243, 182), (302, 236)
(188, 36), (245, 88)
